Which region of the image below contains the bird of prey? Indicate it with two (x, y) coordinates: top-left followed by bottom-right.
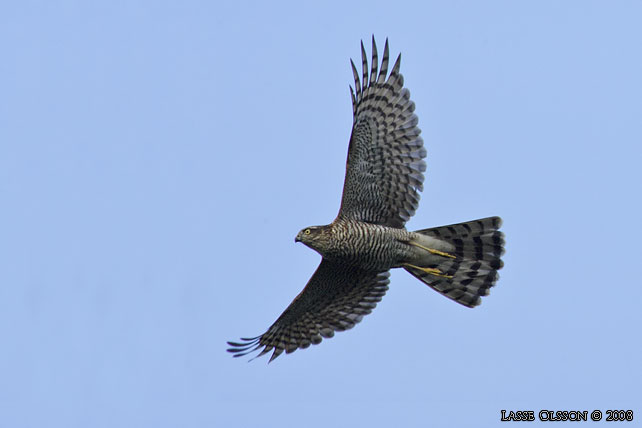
(228, 37), (504, 362)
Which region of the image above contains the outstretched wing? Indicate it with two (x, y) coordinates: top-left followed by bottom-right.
(227, 260), (390, 362)
(338, 37), (426, 229)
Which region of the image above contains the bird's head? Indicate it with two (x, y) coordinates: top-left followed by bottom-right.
(295, 226), (328, 253)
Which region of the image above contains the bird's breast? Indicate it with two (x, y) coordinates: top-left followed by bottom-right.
(324, 220), (409, 271)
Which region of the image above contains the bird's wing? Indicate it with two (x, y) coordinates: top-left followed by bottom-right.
(227, 259), (390, 362)
(337, 37), (426, 228)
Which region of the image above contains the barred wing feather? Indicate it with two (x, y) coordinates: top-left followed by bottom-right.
(338, 37), (426, 228)
(227, 259), (390, 362)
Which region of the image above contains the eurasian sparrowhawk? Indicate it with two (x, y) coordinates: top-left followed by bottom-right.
(227, 37), (505, 362)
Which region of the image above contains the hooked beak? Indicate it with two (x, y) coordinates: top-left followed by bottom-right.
(295, 234), (301, 243)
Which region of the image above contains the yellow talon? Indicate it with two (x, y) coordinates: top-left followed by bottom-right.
(410, 242), (456, 259)
(404, 264), (454, 279)
(427, 248), (456, 259)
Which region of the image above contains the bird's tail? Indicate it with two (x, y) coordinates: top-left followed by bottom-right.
(403, 216), (504, 307)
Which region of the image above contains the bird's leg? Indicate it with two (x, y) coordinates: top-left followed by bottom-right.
(409, 242), (456, 259)
(403, 263), (453, 279)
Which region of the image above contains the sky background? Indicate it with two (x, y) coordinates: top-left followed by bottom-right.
(2, 1), (641, 427)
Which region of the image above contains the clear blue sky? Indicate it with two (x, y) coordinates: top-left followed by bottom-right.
(2, 1), (641, 427)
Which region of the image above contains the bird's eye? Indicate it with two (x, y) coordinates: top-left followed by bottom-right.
(304, 229), (311, 235)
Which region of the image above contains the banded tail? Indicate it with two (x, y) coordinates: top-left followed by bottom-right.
(404, 216), (505, 307)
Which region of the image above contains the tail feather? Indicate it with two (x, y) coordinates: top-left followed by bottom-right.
(405, 216), (504, 308)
